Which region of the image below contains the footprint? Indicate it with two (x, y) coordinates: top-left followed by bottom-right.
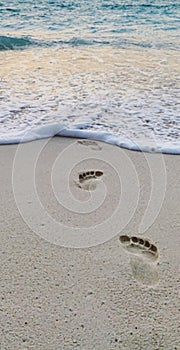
(77, 140), (102, 151)
(119, 235), (158, 261)
(79, 170), (103, 183)
(76, 170), (103, 191)
(119, 235), (159, 286)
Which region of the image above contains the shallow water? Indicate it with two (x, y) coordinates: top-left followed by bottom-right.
(0, 1), (179, 153)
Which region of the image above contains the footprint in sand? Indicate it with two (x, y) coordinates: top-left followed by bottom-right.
(119, 235), (159, 286)
(76, 170), (103, 191)
(77, 140), (102, 151)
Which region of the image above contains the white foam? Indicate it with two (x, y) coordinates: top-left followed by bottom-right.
(0, 46), (179, 154)
(1, 123), (179, 154)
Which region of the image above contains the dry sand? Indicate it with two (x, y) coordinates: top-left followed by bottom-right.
(0, 137), (179, 350)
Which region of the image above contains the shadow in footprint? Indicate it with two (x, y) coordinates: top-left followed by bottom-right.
(76, 170), (103, 191)
(119, 235), (159, 286)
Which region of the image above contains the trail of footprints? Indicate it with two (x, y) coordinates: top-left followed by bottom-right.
(119, 235), (159, 286)
(75, 167), (159, 286)
(76, 170), (103, 190)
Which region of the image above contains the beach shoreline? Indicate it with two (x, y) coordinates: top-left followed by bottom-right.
(1, 45), (179, 154)
(0, 137), (179, 349)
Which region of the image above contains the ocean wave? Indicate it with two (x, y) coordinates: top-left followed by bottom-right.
(0, 123), (179, 155)
(0, 34), (179, 51)
(0, 35), (34, 50)
(0, 34), (101, 51)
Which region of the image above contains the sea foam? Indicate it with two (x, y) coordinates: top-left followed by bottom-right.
(1, 123), (179, 154)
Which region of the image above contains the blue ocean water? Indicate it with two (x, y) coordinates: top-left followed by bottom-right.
(0, 0), (179, 153)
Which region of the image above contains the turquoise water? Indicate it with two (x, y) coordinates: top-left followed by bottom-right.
(0, 1), (179, 152)
(1, 0), (179, 50)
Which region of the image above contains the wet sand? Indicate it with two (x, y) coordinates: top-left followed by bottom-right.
(0, 137), (179, 349)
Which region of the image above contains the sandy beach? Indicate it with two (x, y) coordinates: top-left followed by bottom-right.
(0, 137), (179, 350)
